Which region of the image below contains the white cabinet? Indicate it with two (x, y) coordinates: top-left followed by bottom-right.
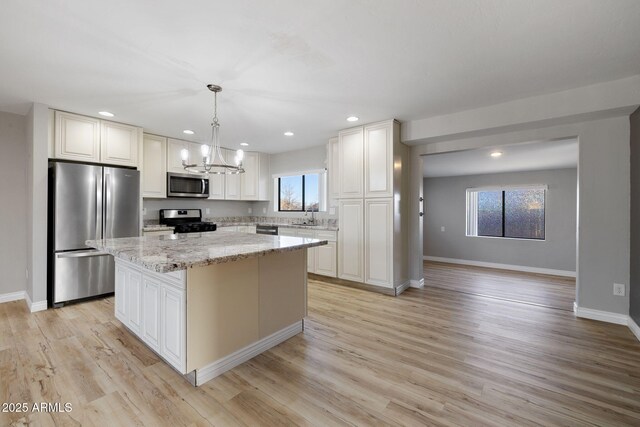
(365, 199), (393, 287)
(53, 111), (141, 167)
(167, 139), (190, 174)
(224, 149), (241, 200)
(240, 152), (269, 201)
(114, 259), (186, 374)
(208, 174), (225, 200)
(237, 225), (256, 233)
(296, 229), (316, 273)
(101, 121), (140, 167)
(54, 111), (101, 162)
(278, 228), (337, 277)
(328, 137), (340, 202)
(219, 225), (238, 232)
(364, 121), (394, 198)
(338, 199), (364, 282)
(142, 134), (167, 198)
(316, 242), (337, 277)
(142, 277), (161, 352)
(338, 127), (364, 198)
(161, 284), (186, 373)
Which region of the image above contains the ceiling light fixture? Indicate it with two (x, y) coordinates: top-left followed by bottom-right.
(181, 84), (244, 175)
(284, 131), (294, 136)
(240, 142), (249, 146)
(346, 116), (359, 122)
(183, 129), (194, 135)
(490, 151), (503, 158)
(98, 111), (114, 117)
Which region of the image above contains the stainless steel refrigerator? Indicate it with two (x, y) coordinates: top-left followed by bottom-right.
(48, 161), (140, 306)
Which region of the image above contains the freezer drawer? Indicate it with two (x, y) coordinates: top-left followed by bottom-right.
(53, 250), (114, 303)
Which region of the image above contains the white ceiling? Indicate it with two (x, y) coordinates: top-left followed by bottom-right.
(422, 138), (578, 178)
(1, 1), (639, 153)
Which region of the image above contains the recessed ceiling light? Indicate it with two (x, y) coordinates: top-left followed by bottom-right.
(240, 142), (249, 146)
(284, 131), (294, 136)
(490, 151), (503, 158)
(98, 111), (114, 117)
(183, 130), (195, 135)
(346, 116), (359, 122)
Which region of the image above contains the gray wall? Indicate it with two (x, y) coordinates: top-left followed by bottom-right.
(423, 168), (577, 272)
(0, 111), (27, 295)
(143, 199), (253, 221)
(630, 107), (640, 325)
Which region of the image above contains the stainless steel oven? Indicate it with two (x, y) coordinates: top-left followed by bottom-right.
(167, 173), (209, 198)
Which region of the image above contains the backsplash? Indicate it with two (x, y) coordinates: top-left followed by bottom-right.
(144, 215), (338, 228)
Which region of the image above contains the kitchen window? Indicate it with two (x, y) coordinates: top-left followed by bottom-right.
(276, 170), (326, 212)
(466, 185), (546, 240)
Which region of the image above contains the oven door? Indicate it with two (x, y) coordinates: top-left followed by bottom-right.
(167, 173), (209, 198)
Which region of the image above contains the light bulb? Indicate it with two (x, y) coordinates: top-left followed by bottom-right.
(181, 148), (189, 161)
(236, 149), (244, 162)
(234, 155), (240, 166)
(201, 144), (210, 157)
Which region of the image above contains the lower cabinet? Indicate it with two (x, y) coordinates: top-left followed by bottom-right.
(114, 260), (187, 374)
(278, 228), (337, 277)
(338, 199), (364, 282)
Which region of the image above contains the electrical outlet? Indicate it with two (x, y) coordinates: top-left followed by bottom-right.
(248, 207), (252, 214)
(262, 207), (267, 214)
(206, 208), (210, 215)
(329, 207), (336, 215)
(613, 283), (626, 296)
(440, 226), (445, 232)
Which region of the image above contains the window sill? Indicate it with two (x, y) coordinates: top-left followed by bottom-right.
(465, 235), (546, 242)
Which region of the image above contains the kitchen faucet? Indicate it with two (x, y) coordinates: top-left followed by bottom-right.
(305, 206), (316, 224)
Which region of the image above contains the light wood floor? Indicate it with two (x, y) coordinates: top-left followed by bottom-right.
(424, 261), (576, 311)
(2, 278), (640, 426)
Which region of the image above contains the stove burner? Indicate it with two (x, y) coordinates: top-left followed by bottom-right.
(173, 222), (217, 234)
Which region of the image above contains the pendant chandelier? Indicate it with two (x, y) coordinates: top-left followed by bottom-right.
(181, 84), (245, 175)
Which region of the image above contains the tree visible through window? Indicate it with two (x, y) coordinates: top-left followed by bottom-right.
(467, 187), (545, 240)
(278, 173), (321, 212)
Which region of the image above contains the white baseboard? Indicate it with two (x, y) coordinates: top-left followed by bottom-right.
(424, 256), (576, 278)
(628, 317), (640, 342)
(194, 320), (303, 386)
(573, 302), (629, 325)
(395, 280), (411, 295)
(409, 278), (425, 288)
(0, 290), (26, 304)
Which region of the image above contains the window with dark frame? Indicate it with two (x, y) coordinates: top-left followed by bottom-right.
(468, 187), (545, 240)
(278, 173), (321, 212)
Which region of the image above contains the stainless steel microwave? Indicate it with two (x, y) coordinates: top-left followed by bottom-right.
(167, 173), (209, 198)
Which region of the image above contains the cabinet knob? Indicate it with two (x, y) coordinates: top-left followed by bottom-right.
(419, 212), (424, 217)
(419, 197), (424, 202)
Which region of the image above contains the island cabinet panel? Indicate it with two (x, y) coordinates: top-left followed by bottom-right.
(114, 264), (127, 322)
(142, 277), (161, 352)
(186, 257), (260, 372)
(258, 250), (307, 338)
(161, 284), (186, 373)
(126, 269), (143, 335)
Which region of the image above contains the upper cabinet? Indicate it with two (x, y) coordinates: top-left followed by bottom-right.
(240, 152), (269, 201)
(364, 120), (397, 198)
(54, 111), (101, 162)
(167, 139), (191, 174)
(54, 111), (141, 167)
(142, 134), (167, 198)
(224, 149), (241, 200)
(338, 127), (364, 198)
(327, 136), (340, 201)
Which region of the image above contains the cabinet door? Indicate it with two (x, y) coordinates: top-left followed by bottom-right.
(328, 137), (340, 201)
(240, 152), (259, 200)
(338, 199), (364, 282)
(364, 121), (393, 198)
(127, 269), (143, 334)
(142, 134), (167, 198)
(297, 229), (316, 273)
(142, 277), (161, 352)
(315, 241), (337, 277)
(365, 198), (393, 287)
(338, 127), (364, 198)
(54, 111), (100, 162)
(224, 149), (241, 200)
(114, 263), (127, 323)
(167, 139), (190, 173)
(101, 121), (140, 167)
(161, 285), (186, 373)
(208, 174), (225, 199)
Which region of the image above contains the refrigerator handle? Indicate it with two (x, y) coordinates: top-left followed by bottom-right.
(105, 173), (111, 238)
(95, 173), (102, 240)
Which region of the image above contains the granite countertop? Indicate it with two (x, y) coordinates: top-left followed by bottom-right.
(86, 230), (327, 273)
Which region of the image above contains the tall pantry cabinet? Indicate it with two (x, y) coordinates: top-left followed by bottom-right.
(335, 119), (408, 292)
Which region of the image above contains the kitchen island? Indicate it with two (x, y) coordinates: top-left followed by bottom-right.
(87, 230), (326, 386)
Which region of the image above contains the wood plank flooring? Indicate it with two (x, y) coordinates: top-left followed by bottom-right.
(424, 261), (576, 311)
(1, 277), (639, 426)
